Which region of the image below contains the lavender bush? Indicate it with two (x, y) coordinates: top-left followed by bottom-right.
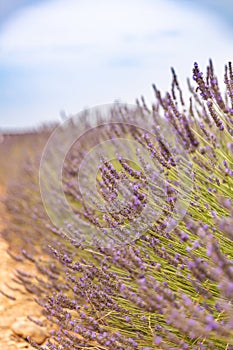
(3, 60), (233, 349)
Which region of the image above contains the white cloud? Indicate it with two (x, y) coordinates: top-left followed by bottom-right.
(1, 0), (184, 48)
(0, 0), (227, 67)
(0, 0), (233, 128)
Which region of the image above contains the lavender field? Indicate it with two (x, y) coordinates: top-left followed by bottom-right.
(0, 61), (233, 350)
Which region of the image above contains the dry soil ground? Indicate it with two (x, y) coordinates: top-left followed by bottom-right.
(0, 185), (48, 349)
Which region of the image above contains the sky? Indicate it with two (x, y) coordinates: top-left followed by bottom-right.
(0, 0), (233, 130)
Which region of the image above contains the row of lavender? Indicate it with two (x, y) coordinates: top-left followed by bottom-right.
(4, 60), (233, 349)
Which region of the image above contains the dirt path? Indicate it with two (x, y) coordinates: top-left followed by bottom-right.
(0, 186), (48, 349)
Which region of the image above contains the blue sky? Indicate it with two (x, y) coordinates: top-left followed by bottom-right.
(0, 0), (233, 130)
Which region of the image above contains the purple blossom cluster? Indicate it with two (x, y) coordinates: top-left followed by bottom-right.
(3, 60), (233, 349)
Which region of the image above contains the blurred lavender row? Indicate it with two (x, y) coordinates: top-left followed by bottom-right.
(2, 60), (233, 350)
